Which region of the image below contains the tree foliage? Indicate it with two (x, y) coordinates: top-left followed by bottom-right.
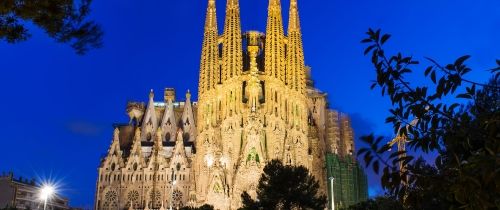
(0, 207), (18, 210)
(180, 204), (214, 210)
(342, 196), (404, 210)
(359, 29), (500, 210)
(0, 0), (103, 54)
(239, 159), (327, 210)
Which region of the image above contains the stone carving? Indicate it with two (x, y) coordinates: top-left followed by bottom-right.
(95, 0), (359, 209)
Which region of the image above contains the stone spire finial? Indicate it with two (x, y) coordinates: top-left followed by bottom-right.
(141, 89), (159, 141)
(182, 89), (196, 142)
(186, 89), (191, 101)
(149, 89), (154, 99)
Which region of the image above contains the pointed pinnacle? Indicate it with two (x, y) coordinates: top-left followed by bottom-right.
(227, 0), (239, 6)
(149, 89), (154, 98)
(269, 0), (281, 6)
(288, 0), (301, 31)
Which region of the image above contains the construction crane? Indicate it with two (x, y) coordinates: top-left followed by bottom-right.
(387, 118), (419, 183)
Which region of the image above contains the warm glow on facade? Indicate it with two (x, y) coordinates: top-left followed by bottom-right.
(95, 0), (361, 209)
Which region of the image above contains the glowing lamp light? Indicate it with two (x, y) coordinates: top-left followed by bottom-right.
(40, 184), (56, 210)
(40, 185), (55, 200)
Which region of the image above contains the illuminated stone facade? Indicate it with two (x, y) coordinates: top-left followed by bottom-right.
(95, 0), (357, 209)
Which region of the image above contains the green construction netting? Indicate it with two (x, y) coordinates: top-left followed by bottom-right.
(326, 153), (368, 209)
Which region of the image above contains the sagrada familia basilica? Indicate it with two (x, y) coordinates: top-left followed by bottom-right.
(95, 0), (364, 209)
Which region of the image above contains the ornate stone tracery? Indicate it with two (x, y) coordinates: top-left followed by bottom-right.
(95, 0), (361, 209)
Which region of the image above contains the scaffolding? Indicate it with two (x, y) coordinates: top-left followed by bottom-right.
(326, 153), (368, 209)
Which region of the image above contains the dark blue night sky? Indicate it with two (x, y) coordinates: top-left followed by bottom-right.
(0, 0), (498, 208)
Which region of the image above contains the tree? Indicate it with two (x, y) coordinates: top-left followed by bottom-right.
(0, 0), (103, 54)
(180, 204), (214, 210)
(0, 207), (18, 210)
(358, 29), (500, 210)
(342, 196), (404, 210)
(239, 159), (327, 210)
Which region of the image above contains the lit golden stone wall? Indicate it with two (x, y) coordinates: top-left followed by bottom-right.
(95, 0), (358, 209)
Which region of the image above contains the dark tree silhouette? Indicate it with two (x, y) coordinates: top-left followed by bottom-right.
(359, 29), (500, 210)
(180, 204), (214, 210)
(239, 159), (327, 210)
(342, 196), (404, 210)
(0, 0), (103, 54)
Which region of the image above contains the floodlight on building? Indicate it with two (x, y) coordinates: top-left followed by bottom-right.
(205, 154), (214, 167)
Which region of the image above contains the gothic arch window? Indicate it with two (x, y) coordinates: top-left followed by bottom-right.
(133, 163), (138, 171)
(147, 132), (152, 141)
(110, 163), (116, 171)
(183, 133), (190, 142)
(165, 132), (171, 141)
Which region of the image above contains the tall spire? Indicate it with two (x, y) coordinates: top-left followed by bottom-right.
(221, 0), (243, 82)
(287, 0), (305, 93)
(265, 0), (285, 81)
(199, 0), (219, 96)
(160, 95), (177, 142)
(141, 89), (158, 141)
(182, 90), (196, 142)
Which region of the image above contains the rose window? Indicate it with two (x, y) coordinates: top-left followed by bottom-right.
(172, 189), (183, 201)
(105, 190), (117, 202)
(150, 190), (162, 201)
(127, 190), (139, 203)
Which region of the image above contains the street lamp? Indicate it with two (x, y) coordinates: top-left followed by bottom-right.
(170, 181), (177, 210)
(40, 185), (55, 210)
(329, 177), (335, 210)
